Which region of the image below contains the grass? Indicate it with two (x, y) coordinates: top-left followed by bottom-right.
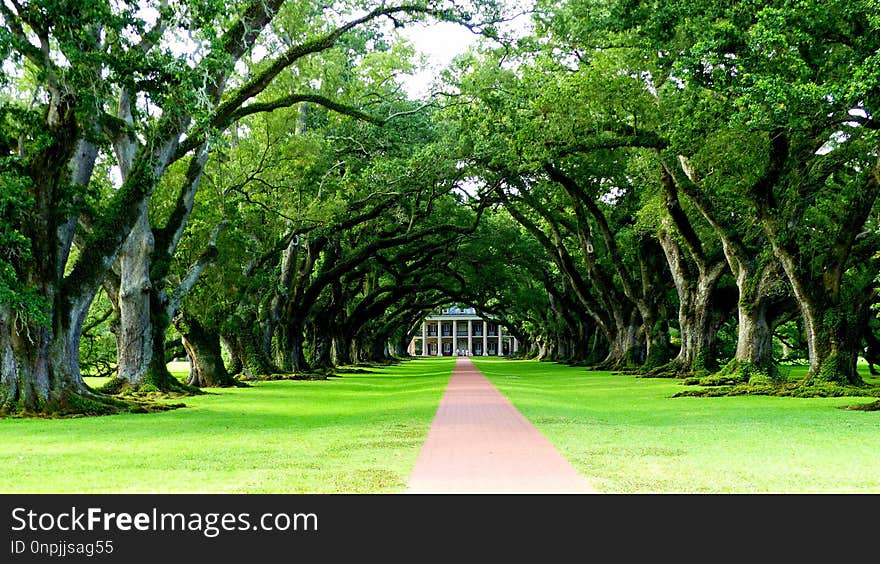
(0, 357), (454, 494)
(472, 357), (880, 493)
(6, 355), (880, 494)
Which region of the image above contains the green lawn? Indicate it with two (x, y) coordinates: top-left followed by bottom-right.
(472, 357), (880, 493)
(0, 358), (454, 493)
(5, 355), (880, 494)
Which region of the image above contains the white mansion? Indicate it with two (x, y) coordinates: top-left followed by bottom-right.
(408, 307), (519, 357)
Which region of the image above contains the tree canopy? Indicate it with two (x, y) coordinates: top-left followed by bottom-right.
(2, 0), (879, 416)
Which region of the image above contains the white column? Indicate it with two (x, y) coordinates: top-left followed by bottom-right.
(498, 328), (502, 356)
(421, 321), (427, 356)
(452, 319), (458, 355)
(513, 337), (518, 353)
(436, 320), (441, 356)
(482, 321), (488, 356)
(467, 320), (473, 357)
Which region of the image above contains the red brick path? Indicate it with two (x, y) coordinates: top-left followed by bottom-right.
(406, 357), (595, 493)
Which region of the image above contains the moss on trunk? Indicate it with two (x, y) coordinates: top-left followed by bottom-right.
(704, 359), (781, 386)
(1, 385), (183, 418)
(100, 360), (200, 397)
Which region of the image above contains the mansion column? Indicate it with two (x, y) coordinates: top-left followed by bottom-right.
(436, 320), (441, 356)
(467, 320), (473, 357)
(421, 321), (427, 356)
(498, 330), (502, 356)
(452, 319), (458, 355)
(513, 337), (518, 353)
(482, 321), (488, 356)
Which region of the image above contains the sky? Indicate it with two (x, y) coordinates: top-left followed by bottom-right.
(397, 7), (535, 99)
(126, 2), (532, 100)
(397, 21), (483, 98)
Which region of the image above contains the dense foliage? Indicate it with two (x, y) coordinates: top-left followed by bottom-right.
(1, 0), (878, 415)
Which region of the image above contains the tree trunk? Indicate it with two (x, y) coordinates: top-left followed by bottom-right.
(731, 302), (773, 374)
(114, 207), (155, 387)
(636, 235), (674, 372)
(769, 240), (865, 386)
(105, 209), (196, 395)
(655, 229), (727, 376)
(780, 339), (793, 361)
(799, 294), (863, 385)
(331, 330), (352, 366)
(672, 276), (717, 375)
(552, 337), (567, 362)
(745, 132), (874, 386)
(642, 319), (674, 372)
(671, 157), (789, 383)
(262, 312), (280, 371)
(677, 272), (723, 374)
(348, 340), (363, 364)
(309, 326), (333, 372)
(1, 296), (127, 415)
(0, 126), (179, 413)
(231, 322), (276, 378)
(0, 126), (126, 414)
(716, 261), (784, 383)
(357, 333), (391, 363)
(287, 324), (311, 373)
(584, 326), (607, 365)
(176, 314), (240, 387)
(221, 335), (243, 376)
(394, 334), (410, 357)
(597, 310), (642, 371)
(713, 299), (786, 389)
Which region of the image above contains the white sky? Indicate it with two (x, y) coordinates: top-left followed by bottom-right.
(398, 21), (481, 99)
(397, 6), (534, 99)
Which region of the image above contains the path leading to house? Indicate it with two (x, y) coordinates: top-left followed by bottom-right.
(406, 357), (595, 493)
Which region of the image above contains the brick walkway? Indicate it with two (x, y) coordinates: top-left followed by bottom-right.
(406, 357), (595, 493)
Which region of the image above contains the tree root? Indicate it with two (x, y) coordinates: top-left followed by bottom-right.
(840, 399), (880, 411)
(99, 376), (203, 398)
(673, 378), (880, 399)
(0, 388), (184, 419)
(638, 358), (690, 379)
(249, 372), (329, 381)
